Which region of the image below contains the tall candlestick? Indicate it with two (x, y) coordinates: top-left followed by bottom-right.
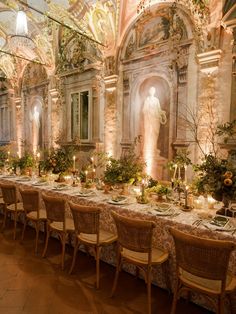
(178, 166), (181, 180)
(85, 170), (88, 182)
(184, 164), (187, 183)
(184, 185), (189, 209)
(73, 156), (76, 171)
(173, 164), (177, 180)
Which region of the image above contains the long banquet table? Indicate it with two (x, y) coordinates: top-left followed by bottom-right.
(0, 176), (236, 313)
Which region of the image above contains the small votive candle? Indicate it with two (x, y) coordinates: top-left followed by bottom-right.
(207, 195), (216, 209)
(73, 156), (76, 171)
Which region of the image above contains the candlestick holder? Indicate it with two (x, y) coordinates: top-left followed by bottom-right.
(71, 169), (78, 187)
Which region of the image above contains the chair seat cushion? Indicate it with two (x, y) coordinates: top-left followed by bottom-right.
(78, 229), (117, 245)
(7, 202), (24, 212)
(27, 209), (47, 220)
(179, 268), (236, 294)
(121, 247), (168, 265)
(50, 218), (75, 231)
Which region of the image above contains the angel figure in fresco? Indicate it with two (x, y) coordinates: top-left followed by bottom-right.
(142, 86), (167, 154)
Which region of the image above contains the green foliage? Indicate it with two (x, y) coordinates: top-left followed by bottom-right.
(147, 184), (171, 196)
(15, 153), (35, 170)
(193, 154), (236, 200)
(0, 149), (7, 168)
(104, 138), (145, 184)
(216, 119), (236, 143)
(172, 149), (192, 166)
(41, 146), (74, 174)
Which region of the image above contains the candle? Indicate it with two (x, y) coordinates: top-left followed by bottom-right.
(91, 156), (94, 164)
(184, 164), (187, 183)
(184, 185), (189, 208)
(37, 152), (40, 161)
(173, 164), (177, 180)
(178, 166), (181, 180)
(141, 179), (145, 197)
(92, 168), (96, 181)
(207, 195), (216, 209)
(85, 170), (88, 182)
(73, 156), (76, 171)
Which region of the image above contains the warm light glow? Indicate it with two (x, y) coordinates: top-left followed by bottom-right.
(16, 11), (28, 36)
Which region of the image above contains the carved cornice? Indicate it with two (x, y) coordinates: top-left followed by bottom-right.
(197, 49), (222, 74)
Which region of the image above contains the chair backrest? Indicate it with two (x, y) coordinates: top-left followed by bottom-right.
(19, 188), (40, 216)
(69, 202), (100, 235)
(0, 183), (17, 205)
(42, 193), (65, 223)
(111, 211), (155, 253)
(169, 227), (236, 288)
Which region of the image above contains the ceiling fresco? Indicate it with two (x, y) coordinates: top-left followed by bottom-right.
(0, 0), (220, 82)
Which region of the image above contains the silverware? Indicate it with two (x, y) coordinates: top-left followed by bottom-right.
(192, 219), (202, 226)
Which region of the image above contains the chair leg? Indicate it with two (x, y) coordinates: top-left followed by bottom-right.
(35, 222), (40, 254)
(21, 218), (27, 242)
(69, 239), (79, 274)
(13, 211), (18, 240)
(42, 224), (50, 258)
(95, 246), (101, 289)
(2, 208), (7, 231)
(171, 279), (180, 314)
(218, 295), (224, 314)
(111, 252), (122, 297)
(61, 234), (66, 270)
(147, 267), (152, 314)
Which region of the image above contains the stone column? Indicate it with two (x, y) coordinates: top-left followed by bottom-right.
(14, 97), (23, 156)
(196, 49), (222, 159)
(104, 74), (118, 156)
(49, 87), (60, 149)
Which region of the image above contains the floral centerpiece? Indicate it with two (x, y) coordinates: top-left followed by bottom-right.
(103, 139), (144, 188)
(146, 183), (171, 201)
(13, 153), (35, 175)
(194, 154), (236, 211)
(41, 147), (73, 179)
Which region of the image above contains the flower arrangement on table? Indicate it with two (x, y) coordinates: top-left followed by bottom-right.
(12, 153), (35, 175)
(146, 183), (171, 201)
(193, 154), (236, 213)
(41, 147), (73, 177)
(103, 140), (145, 190)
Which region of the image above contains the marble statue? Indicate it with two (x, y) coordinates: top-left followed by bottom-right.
(142, 86), (167, 154)
(29, 105), (40, 151)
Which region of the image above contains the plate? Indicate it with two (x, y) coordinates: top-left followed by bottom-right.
(153, 205), (174, 216)
(107, 196), (127, 205)
(33, 181), (48, 186)
(77, 190), (95, 197)
(16, 177), (31, 182)
(53, 184), (69, 191)
(204, 215), (231, 231)
(210, 215), (229, 228)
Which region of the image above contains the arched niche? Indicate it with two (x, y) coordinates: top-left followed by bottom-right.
(118, 2), (198, 179)
(21, 63), (48, 153)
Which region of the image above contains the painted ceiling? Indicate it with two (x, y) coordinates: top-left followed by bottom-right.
(0, 0), (232, 80)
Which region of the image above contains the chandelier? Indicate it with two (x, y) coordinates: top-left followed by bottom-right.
(9, 10), (35, 51)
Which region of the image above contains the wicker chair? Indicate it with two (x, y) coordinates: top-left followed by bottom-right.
(169, 227), (236, 314)
(111, 211), (169, 314)
(42, 193), (74, 270)
(0, 183), (24, 239)
(68, 202), (117, 289)
(19, 188), (47, 254)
